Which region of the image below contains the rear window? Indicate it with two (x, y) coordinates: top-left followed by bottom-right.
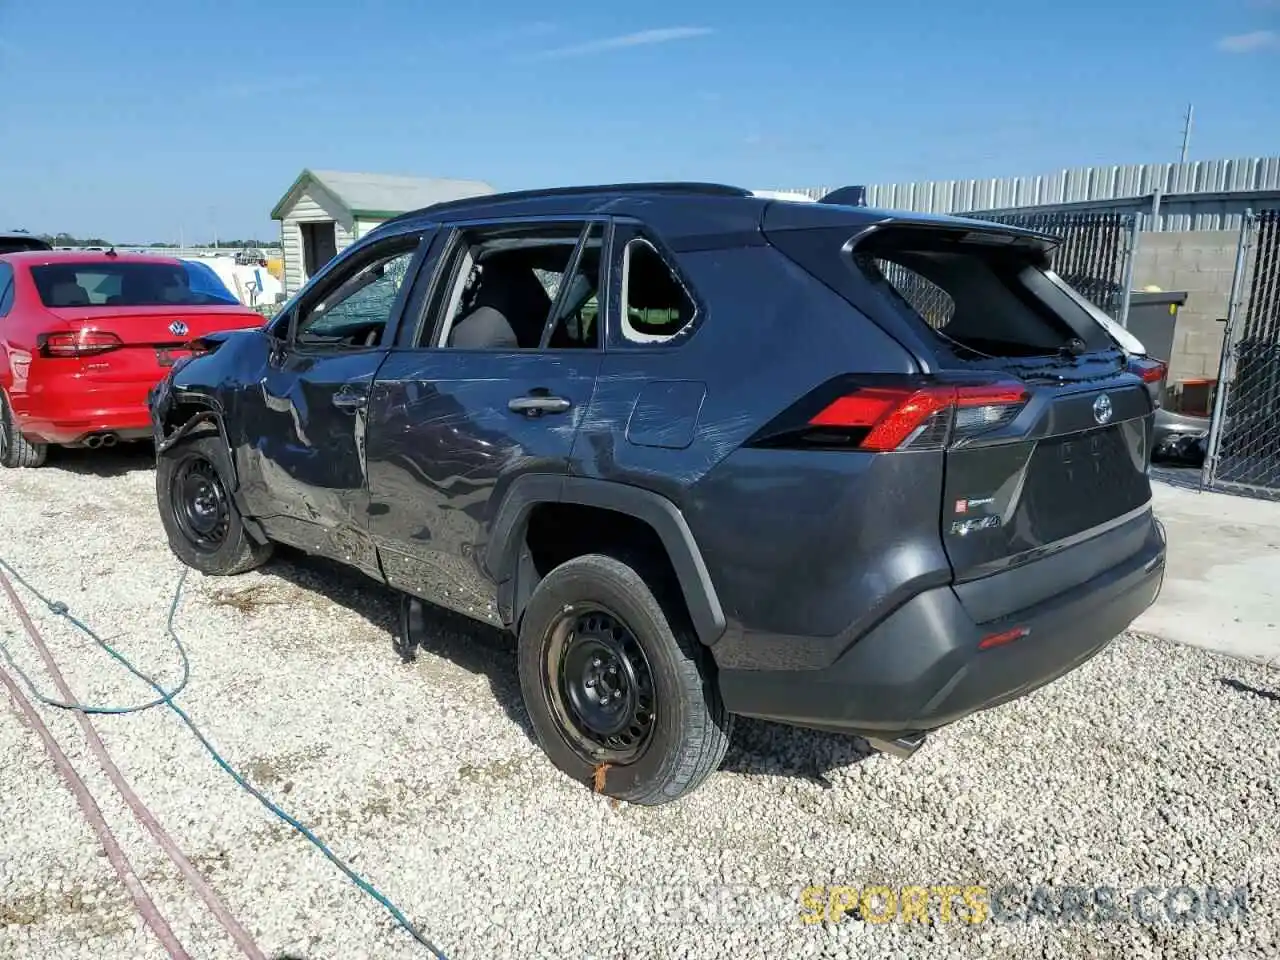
(30, 261), (241, 308)
(0, 236), (52, 254)
(853, 228), (1112, 361)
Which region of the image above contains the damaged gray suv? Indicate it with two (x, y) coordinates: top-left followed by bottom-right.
(149, 183), (1167, 804)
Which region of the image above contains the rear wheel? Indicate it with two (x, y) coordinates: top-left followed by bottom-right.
(156, 433), (272, 575)
(0, 391), (47, 468)
(518, 553), (732, 805)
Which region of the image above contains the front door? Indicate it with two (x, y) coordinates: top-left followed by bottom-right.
(366, 219), (606, 623)
(241, 230), (429, 576)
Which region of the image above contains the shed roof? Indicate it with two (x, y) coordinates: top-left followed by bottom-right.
(270, 169), (496, 221)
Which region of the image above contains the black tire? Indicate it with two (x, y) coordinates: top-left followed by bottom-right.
(518, 553), (732, 805)
(0, 390), (48, 468)
(155, 432), (272, 575)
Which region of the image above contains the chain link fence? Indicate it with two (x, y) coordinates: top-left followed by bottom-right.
(1202, 209), (1280, 499)
(969, 211), (1137, 320)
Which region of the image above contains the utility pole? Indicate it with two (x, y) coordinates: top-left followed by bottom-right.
(1179, 103), (1194, 163)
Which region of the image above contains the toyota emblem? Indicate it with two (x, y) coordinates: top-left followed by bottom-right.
(1093, 393), (1113, 425)
(168, 320), (189, 337)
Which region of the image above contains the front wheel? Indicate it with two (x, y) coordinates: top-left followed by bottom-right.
(518, 553), (732, 805)
(0, 391), (47, 468)
(155, 433), (272, 575)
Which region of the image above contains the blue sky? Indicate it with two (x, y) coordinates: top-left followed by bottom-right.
(1, 0), (1277, 241)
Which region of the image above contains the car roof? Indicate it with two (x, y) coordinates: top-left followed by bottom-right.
(0, 249), (185, 267)
(371, 183), (766, 250)
(371, 182), (1057, 252)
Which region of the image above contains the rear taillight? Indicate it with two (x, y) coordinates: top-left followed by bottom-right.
(803, 380), (1029, 452)
(1127, 357), (1167, 408)
(36, 330), (123, 358)
(1128, 357), (1167, 383)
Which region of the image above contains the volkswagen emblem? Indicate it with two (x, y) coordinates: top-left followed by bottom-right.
(1093, 393), (1113, 425)
(168, 320), (189, 337)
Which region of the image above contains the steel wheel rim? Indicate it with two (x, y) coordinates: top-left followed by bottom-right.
(544, 605), (656, 765)
(171, 455), (230, 551)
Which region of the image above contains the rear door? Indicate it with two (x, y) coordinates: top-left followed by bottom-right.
(237, 230), (431, 576)
(853, 231), (1157, 585)
(940, 368), (1154, 582)
(764, 212), (1160, 595)
(365, 219), (605, 623)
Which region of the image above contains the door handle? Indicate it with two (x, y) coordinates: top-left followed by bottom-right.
(332, 389), (368, 412)
(508, 395), (571, 416)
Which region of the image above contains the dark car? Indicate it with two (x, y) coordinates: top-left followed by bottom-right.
(148, 183), (1167, 805)
(1152, 408), (1210, 466)
(0, 231), (52, 255)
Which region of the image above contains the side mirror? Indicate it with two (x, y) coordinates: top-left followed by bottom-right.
(266, 310), (291, 361)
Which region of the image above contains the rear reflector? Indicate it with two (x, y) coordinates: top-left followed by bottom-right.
(808, 381), (1029, 452)
(978, 626), (1030, 651)
(37, 330), (124, 358)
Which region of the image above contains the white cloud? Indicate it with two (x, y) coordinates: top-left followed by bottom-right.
(536, 26), (713, 59)
(1217, 30), (1280, 53)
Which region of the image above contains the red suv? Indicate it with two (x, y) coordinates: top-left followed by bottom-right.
(1, 251), (264, 467)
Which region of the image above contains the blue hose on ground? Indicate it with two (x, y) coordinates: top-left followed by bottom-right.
(0, 556), (449, 960)
(0, 560), (191, 713)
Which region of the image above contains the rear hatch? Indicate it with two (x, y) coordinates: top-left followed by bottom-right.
(763, 208), (1164, 601)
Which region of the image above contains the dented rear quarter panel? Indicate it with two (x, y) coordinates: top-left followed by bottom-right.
(575, 243), (946, 668)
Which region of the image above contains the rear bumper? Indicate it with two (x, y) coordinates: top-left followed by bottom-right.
(18, 408), (153, 445)
(717, 512), (1165, 738)
(12, 380), (155, 445)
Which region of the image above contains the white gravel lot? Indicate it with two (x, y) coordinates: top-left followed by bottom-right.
(1, 446), (1278, 960)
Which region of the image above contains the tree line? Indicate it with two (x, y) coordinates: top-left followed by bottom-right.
(20, 231), (276, 249)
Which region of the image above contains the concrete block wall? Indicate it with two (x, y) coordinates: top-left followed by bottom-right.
(1130, 230), (1240, 384)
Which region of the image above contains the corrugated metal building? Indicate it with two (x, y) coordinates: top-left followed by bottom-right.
(270, 169), (495, 295)
(781, 156), (1280, 231)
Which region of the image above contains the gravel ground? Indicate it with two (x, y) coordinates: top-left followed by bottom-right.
(1, 446), (1278, 960)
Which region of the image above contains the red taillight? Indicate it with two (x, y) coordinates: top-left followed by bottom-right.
(978, 626), (1030, 651)
(1129, 358), (1167, 383)
(809, 388), (917, 429)
(808, 381), (1029, 452)
(1127, 357), (1167, 409)
(36, 330), (123, 358)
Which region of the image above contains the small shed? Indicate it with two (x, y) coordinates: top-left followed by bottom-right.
(270, 169), (496, 295)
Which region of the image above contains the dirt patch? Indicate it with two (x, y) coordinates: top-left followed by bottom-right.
(0, 884), (128, 937)
(244, 746), (330, 789)
(208, 583), (292, 615)
(458, 755), (527, 785)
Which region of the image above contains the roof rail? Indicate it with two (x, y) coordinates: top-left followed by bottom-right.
(819, 185), (869, 207)
(378, 182), (752, 227)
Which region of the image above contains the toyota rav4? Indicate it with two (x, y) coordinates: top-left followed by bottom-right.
(148, 183), (1167, 804)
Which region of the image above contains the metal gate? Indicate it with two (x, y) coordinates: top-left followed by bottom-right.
(1202, 209), (1280, 498)
(972, 211), (1138, 321)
